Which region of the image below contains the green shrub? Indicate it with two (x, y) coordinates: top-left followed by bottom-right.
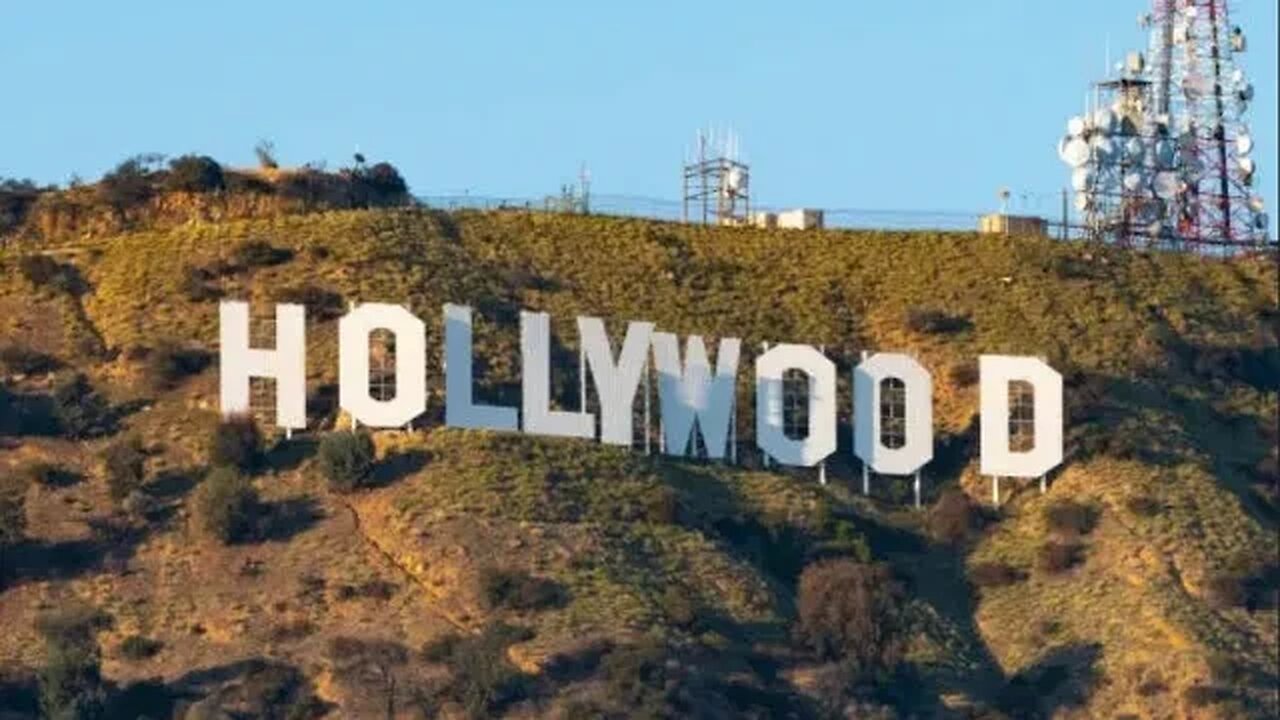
(1036, 540), (1084, 574)
(0, 177), (43, 236)
(659, 585), (699, 629)
(270, 283), (344, 320)
(98, 156), (159, 211)
(51, 373), (112, 440)
(209, 415), (263, 471)
(1, 475), (27, 584)
(1042, 499), (1097, 538)
(318, 431), (376, 493)
(180, 265), (222, 302)
(794, 559), (907, 682)
(37, 605), (109, 720)
(118, 635), (162, 661)
(194, 467), (259, 544)
(477, 567), (564, 612)
(905, 307), (972, 335)
(164, 155), (224, 193)
(102, 437), (146, 503)
(424, 622), (533, 718)
(18, 255), (67, 288)
(232, 239), (294, 268)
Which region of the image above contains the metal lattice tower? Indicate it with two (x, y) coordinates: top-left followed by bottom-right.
(1060, 0), (1268, 252)
(682, 128), (751, 226)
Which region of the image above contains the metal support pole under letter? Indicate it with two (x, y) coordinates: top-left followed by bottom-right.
(860, 350), (869, 496)
(992, 476), (1001, 506)
(643, 360), (651, 455)
(760, 341), (770, 469)
(913, 471), (921, 509)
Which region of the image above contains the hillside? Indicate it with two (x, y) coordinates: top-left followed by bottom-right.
(1, 207), (1277, 719)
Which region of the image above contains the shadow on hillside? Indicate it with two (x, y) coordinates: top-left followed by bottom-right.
(371, 449), (430, 488)
(257, 496), (325, 543)
(995, 642), (1103, 718)
(109, 656), (333, 719)
(264, 436), (319, 474)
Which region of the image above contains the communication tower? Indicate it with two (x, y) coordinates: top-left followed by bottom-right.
(683, 128), (751, 226)
(1059, 0), (1268, 251)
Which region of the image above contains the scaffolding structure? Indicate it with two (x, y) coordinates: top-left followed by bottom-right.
(682, 129), (751, 226)
(1059, 0), (1268, 252)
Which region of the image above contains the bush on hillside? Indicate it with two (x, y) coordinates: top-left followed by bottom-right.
(180, 265), (222, 302)
(1036, 540), (1084, 574)
(102, 437), (146, 503)
(1042, 499), (1097, 538)
(36, 605), (109, 720)
(118, 635), (163, 662)
(141, 342), (212, 391)
(193, 467), (259, 544)
(51, 373), (112, 440)
(1, 177), (43, 236)
(17, 255), (83, 294)
(164, 155), (224, 193)
(477, 567), (565, 612)
(1124, 495), (1161, 518)
(1, 475), (28, 584)
(905, 307), (972, 335)
(948, 362), (979, 387)
(421, 622), (533, 718)
(794, 559), (907, 682)
(317, 431), (376, 493)
(0, 345), (59, 376)
(1203, 572), (1247, 610)
(927, 488), (985, 544)
(98, 155), (160, 211)
(270, 283), (344, 320)
(232, 239), (294, 268)
(209, 415), (263, 472)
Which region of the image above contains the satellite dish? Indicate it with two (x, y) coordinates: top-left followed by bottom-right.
(1237, 134), (1254, 155)
(1248, 196), (1266, 213)
(1256, 213), (1269, 231)
(1231, 69), (1245, 85)
(1067, 116), (1087, 137)
(1239, 157), (1255, 176)
(1072, 168), (1093, 192)
(1153, 172), (1180, 200)
(1074, 192), (1091, 212)
(1238, 84), (1255, 102)
(1148, 221), (1164, 239)
(726, 167), (744, 192)
(1184, 5), (1198, 18)
(1062, 138), (1091, 167)
(1123, 172), (1145, 192)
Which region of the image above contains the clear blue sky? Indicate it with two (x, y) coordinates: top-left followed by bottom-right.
(3, 1), (1276, 221)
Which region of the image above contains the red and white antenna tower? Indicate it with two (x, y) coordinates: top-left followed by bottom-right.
(1060, 0), (1268, 253)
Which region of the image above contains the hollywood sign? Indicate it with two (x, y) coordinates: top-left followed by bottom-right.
(219, 301), (1063, 480)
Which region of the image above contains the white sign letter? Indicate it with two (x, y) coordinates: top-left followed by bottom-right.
(444, 304), (518, 431)
(338, 303), (426, 428)
(979, 355), (1063, 478)
(652, 333), (740, 459)
(579, 317), (654, 446)
(756, 344), (836, 467)
(521, 311), (593, 438)
(853, 353), (933, 475)
(219, 301), (306, 430)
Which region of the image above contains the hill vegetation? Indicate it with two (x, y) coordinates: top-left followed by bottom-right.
(0, 184), (1276, 718)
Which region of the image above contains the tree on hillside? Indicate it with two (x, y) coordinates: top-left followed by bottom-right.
(51, 373), (112, 440)
(194, 467), (260, 544)
(318, 431), (376, 493)
(98, 155), (163, 215)
(164, 155), (225, 193)
(795, 559), (908, 684)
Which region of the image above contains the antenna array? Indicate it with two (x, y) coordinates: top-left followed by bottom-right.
(1059, 0), (1268, 252)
